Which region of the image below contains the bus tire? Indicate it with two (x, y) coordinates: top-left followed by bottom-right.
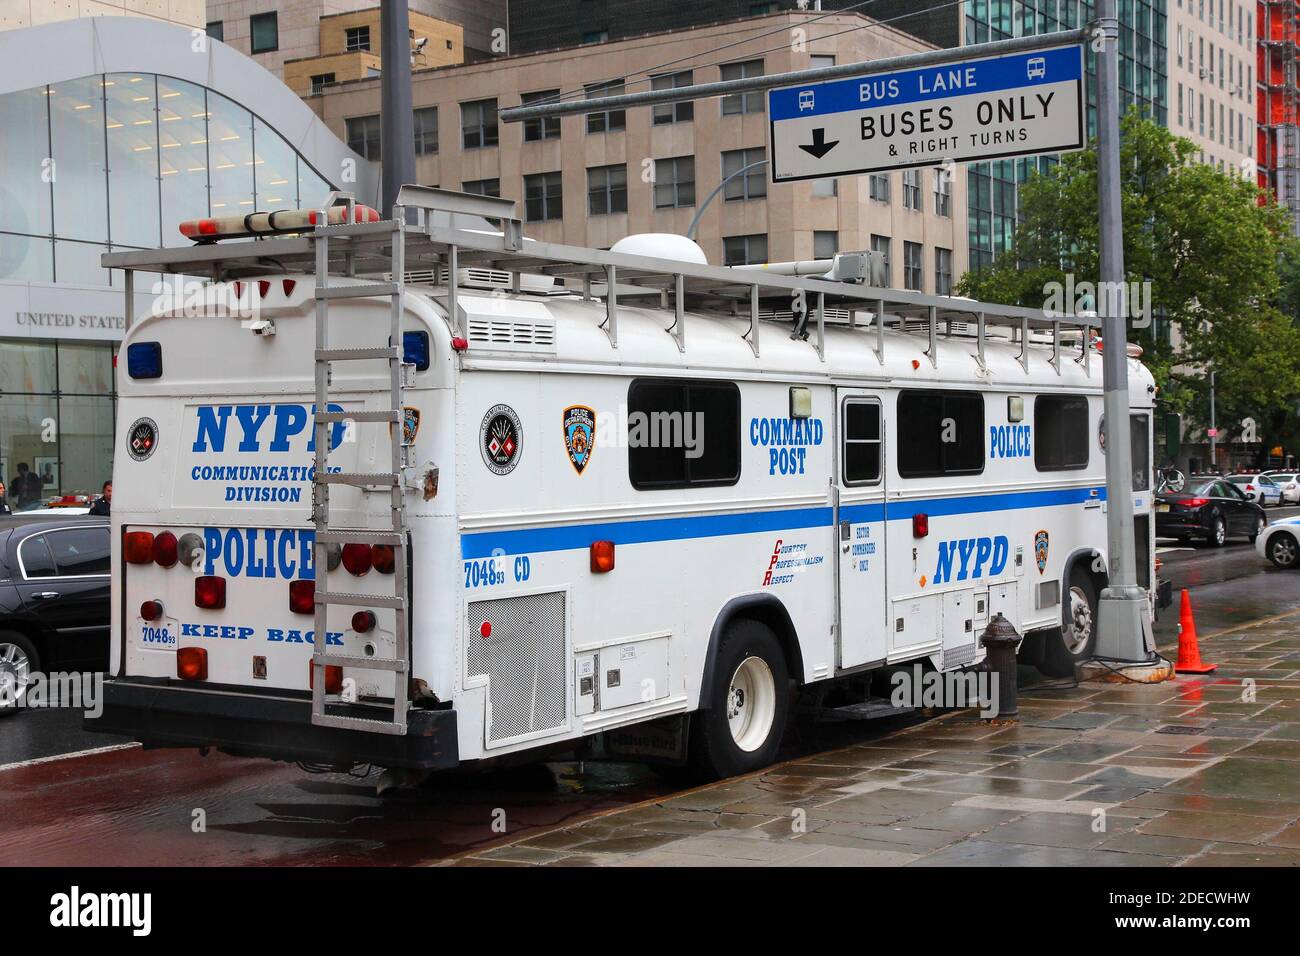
(0, 631), (39, 718)
(1041, 568), (1097, 678)
(689, 620), (789, 781)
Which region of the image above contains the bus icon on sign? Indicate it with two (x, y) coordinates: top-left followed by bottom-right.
(1027, 57), (1046, 79)
(798, 90), (815, 111)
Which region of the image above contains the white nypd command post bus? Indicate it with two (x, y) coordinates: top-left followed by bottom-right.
(91, 188), (1158, 780)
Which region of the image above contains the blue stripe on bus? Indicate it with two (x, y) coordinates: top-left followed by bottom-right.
(459, 486), (1107, 559)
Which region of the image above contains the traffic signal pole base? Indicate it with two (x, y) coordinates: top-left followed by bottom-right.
(1095, 586), (1157, 663)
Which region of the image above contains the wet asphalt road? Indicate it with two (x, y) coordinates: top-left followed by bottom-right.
(1, 506), (1295, 866)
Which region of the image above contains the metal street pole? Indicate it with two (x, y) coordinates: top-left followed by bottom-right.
(499, 28), (1090, 124)
(1094, 0), (1155, 662)
(380, 0), (416, 216)
(1209, 369), (1217, 471)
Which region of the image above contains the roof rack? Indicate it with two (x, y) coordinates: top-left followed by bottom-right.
(103, 185), (1098, 374)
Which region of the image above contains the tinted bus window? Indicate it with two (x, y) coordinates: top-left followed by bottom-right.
(896, 390), (984, 477)
(628, 379), (741, 489)
(1034, 396), (1090, 471)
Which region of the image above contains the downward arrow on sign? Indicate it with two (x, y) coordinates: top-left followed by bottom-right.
(798, 128), (839, 159)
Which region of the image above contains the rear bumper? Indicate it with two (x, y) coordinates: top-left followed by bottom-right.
(1155, 513), (1206, 536)
(87, 679), (459, 770)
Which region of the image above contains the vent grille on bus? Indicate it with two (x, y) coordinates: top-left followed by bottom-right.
(466, 316), (557, 351)
(467, 591), (567, 746)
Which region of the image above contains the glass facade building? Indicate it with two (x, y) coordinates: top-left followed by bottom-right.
(0, 71), (336, 502)
(964, 0), (1169, 270)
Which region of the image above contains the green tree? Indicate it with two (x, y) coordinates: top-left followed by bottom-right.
(957, 110), (1300, 467)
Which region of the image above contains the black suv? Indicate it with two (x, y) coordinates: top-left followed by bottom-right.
(0, 516), (110, 716)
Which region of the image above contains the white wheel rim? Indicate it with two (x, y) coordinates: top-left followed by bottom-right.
(1065, 586), (1093, 655)
(726, 656), (776, 753)
(1214, 520), (1225, 544)
(0, 642), (31, 709)
(1274, 537), (1298, 567)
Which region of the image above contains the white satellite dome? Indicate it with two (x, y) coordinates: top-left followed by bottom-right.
(610, 233), (709, 265)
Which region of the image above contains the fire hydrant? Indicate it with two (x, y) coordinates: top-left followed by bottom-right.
(979, 613), (1020, 719)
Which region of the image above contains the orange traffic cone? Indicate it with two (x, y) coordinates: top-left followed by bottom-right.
(1174, 589), (1217, 674)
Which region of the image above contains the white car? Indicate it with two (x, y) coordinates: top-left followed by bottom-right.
(1257, 515), (1300, 569)
(1264, 472), (1300, 504)
(1227, 473), (1284, 507)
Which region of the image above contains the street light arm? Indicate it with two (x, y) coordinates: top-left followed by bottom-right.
(687, 160), (767, 240)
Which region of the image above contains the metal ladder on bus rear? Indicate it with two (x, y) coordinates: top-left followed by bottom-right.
(309, 193), (412, 736)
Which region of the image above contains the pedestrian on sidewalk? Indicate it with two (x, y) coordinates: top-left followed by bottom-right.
(88, 480), (112, 517)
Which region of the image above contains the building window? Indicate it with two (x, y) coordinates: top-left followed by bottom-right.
(903, 241), (923, 291)
(870, 235), (891, 277)
(582, 29), (609, 44)
(722, 148), (766, 201)
(934, 170), (951, 217)
(651, 71), (694, 125)
(585, 80), (626, 134)
(521, 90), (561, 142)
(462, 178), (500, 197)
(896, 390), (985, 477)
(627, 379), (741, 489)
(723, 234), (767, 266)
(810, 54), (836, 69)
(1034, 396), (1090, 471)
(749, 2), (778, 13)
(653, 156), (695, 208)
(413, 106), (438, 155)
(811, 178), (837, 197)
(250, 12), (278, 54)
(588, 164), (627, 216)
(935, 247), (953, 296)
(345, 114), (381, 161)
(345, 25), (371, 52)
(206, 21), (224, 42)
(461, 98), (498, 150)
(524, 171), (563, 222)
(902, 169), (922, 210)
(869, 173), (890, 202)
(814, 231), (837, 259)
(720, 59), (764, 115)
(310, 73), (336, 95)
(0, 340), (117, 499)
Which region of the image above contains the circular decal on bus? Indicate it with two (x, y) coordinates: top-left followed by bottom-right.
(480, 404), (522, 475)
(127, 417), (159, 462)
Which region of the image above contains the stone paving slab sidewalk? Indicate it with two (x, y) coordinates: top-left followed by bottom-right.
(442, 610), (1300, 867)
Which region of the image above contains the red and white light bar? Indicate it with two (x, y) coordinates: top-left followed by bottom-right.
(179, 204), (381, 242)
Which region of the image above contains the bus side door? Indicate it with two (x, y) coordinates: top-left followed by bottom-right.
(835, 392), (887, 670)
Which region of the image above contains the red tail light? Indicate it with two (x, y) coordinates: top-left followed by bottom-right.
(289, 579), (315, 614)
(152, 531), (178, 567)
(352, 610), (376, 633)
(309, 662), (343, 694)
(140, 600), (164, 621)
(372, 545), (395, 574)
(177, 647), (208, 681)
(590, 540), (615, 573)
(282, 279), (296, 296)
(342, 543), (372, 575)
(258, 280), (271, 299)
(195, 576), (226, 609)
(913, 513), (929, 538)
(1178, 497), (1209, 507)
(1245, 485), (1255, 492)
(124, 531), (155, 564)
